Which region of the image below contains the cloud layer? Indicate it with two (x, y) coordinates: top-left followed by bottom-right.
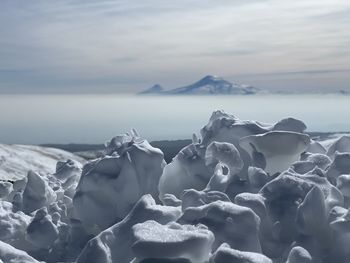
(0, 0), (349, 93)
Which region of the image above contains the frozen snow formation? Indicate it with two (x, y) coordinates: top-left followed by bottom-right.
(132, 220), (214, 263)
(210, 243), (272, 263)
(0, 240), (40, 263)
(76, 195), (181, 263)
(2, 111), (350, 263)
(73, 131), (165, 230)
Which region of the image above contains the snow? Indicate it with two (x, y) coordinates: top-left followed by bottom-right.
(1, 110), (350, 263)
(179, 200), (261, 252)
(132, 220), (214, 263)
(0, 240), (40, 263)
(239, 131), (311, 175)
(0, 144), (85, 181)
(73, 132), (165, 230)
(286, 246), (313, 263)
(211, 243), (272, 263)
(76, 195), (181, 263)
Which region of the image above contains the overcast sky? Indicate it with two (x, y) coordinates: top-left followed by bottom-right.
(0, 0), (349, 93)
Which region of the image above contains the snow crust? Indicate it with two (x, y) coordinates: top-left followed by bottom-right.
(1, 111), (350, 263)
(0, 144), (85, 181)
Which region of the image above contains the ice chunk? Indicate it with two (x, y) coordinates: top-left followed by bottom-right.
(295, 187), (331, 244)
(159, 141), (244, 200)
(205, 163), (233, 192)
(273, 117), (307, 133)
(0, 181), (13, 200)
(329, 209), (350, 263)
(337, 174), (350, 198)
(205, 142), (243, 180)
(302, 153), (331, 170)
(159, 143), (211, 200)
(305, 140), (326, 154)
(247, 166), (269, 191)
(326, 152), (350, 185)
(179, 200), (261, 252)
(200, 111), (271, 178)
(25, 207), (59, 249)
(210, 243), (272, 263)
(286, 246), (312, 263)
(260, 169), (342, 244)
(0, 240), (40, 263)
(54, 159), (82, 198)
(262, 169), (341, 207)
(239, 131), (310, 175)
(22, 171), (56, 214)
(233, 193), (277, 257)
(328, 206), (348, 223)
(234, 193), (267, 224)
(54, 159), (82, 183)
(76, 195), (181, 263)
(74, 133), (165, 230)
(0, 201), (31, 249)
(131, 220), (214, 263)
(162, 194), (182, 207)
(181, 188), (230, 210)
(291, 161), (316, 174)
(200, 111), (270, 147)
(326, 135), (350, 159)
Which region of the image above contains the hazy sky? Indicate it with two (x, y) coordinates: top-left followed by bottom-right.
(1, 0), (350, 93)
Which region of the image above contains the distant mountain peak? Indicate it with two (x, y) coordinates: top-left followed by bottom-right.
(138, 84), (164, 94)
(194, 75), (229, 86)
(200, 75), (223, 82)
(138, 75), (262, 95)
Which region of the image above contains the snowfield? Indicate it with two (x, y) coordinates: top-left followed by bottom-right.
(0, 144), (86, 181)
(1, 110), (350, 263)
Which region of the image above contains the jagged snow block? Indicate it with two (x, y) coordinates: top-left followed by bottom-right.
(179, 200), (261, 252)
(326, 135), (350, 159)
(326, 152), (350, 185)
(239, 131), (310, 175)
(0, 181), (13, 200)
(25, 207), (59, 249)
(131, 220), (214, 263)
(22, 171), (56, 214)
(73, 134), (165, 230)
(159, 143), (211, 200)
(0, 240), (40, 263)
(210, 243), (272, 263)
(76, 195), (181, 263)
(286, 246), (312, 263)
(0, 201), (31, 249)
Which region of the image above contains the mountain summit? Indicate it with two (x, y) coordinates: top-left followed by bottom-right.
(138, 84), (164, 94)
(138, 75), (261, 95)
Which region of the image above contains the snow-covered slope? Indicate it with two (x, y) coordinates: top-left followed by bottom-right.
(0, 144), (85, 181)
(139, 75), (262, 95)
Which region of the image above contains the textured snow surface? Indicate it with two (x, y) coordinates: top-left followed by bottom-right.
(1, 110), (350, 263)
(0, 144), (85, 180)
